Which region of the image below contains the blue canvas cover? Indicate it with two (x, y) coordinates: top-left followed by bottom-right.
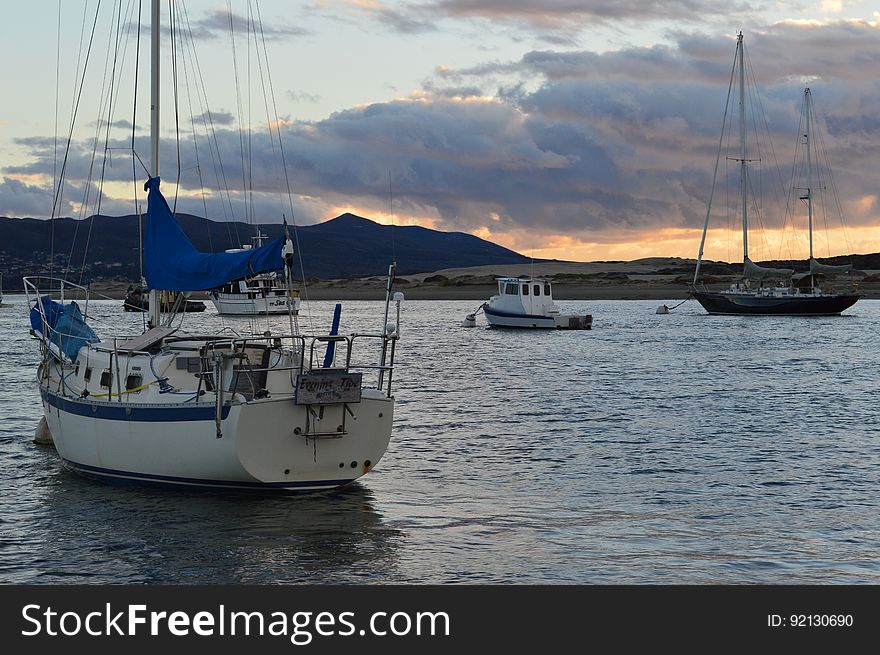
(143, 177), (285, 291)
(30, 296), (99, 361)
(29, 296), (63, 333)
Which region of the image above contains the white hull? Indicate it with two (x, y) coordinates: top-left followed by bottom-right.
(484, 306), (592, 329)
(485, 311), (556, 329)
(42, 387), (393, 493)
(210, 293), (299, 316)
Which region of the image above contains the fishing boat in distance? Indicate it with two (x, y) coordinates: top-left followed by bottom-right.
(463, 276), (592, 329)
(690, 33), (861, 316)
(25, 0), (402, 493)
(209, 234), (301, 316)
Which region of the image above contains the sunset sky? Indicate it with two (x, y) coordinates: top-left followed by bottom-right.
(1, 1), (879, 262)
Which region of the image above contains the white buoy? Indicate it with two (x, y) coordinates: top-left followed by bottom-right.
(34, 416), (54, 446)
(461, 313), (477, 327)
(656, 304), (670, 314)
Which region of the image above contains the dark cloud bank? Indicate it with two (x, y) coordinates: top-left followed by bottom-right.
(3, 20), (880, 252)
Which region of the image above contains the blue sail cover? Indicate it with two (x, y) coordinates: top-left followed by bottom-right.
(30, 297), (99, 361)
(144, 177), (285, 291)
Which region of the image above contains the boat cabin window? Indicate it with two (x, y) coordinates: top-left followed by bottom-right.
(175, 356), (202, 373)
(544, 283), (551, 296)
(505, 283), (519, 295)
(522, 284), (529, 295)
(100, 371), (112, 388)
(84, 367), (92, 382)
(126, 375), (143, 391)
(533, 284), (540, 296)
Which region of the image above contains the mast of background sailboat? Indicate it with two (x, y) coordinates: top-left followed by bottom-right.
(737, 32), (749, 263)
(148, 0), (161, 329)
(805, 88), (814, 261)
(692, 37), (738, 286)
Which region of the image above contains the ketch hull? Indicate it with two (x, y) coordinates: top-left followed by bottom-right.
(692, 291), (860, 316)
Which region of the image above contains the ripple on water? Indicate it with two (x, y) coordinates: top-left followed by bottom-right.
(1, 298), (880, 583)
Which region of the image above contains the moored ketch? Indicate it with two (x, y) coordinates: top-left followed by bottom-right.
(690, 33), (860, 316)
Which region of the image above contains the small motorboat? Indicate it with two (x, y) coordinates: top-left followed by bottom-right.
(469, 277), (591, 329)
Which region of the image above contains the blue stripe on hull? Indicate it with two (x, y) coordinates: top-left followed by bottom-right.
(62, 459), (356, 495)
(41, 388), (231, 422)
(483, 306), (553, 321)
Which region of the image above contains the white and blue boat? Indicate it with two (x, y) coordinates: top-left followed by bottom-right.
(466, 276), (591, 329)
(25, 1), (402, 494)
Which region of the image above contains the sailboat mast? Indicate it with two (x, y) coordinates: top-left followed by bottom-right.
(737, 32), (749, 262)
(804, 88), (814, 260)
(148, 0), (161, 328)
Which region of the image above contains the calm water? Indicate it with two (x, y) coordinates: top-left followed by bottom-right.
(1, 295), (878, 584)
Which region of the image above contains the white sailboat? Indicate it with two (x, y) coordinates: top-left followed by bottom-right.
(691, 33), (860, 316)
(25, 1), (402, 493)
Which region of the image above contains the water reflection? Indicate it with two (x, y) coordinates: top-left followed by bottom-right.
(22, 466), (402, 583)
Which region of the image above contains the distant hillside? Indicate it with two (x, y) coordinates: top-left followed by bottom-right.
(0, 211), (530, 287)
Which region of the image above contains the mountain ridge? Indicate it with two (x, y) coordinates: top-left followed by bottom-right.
(0, 211), (531, 287)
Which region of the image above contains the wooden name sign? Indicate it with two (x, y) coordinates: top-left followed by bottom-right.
(295, 372), (363, 405)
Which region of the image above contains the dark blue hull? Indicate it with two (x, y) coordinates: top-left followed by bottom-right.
(692, 291), (860, 316)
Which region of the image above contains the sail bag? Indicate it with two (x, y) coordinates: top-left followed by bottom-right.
(143, 177), (285, 291)
(743, 257), (794, 281)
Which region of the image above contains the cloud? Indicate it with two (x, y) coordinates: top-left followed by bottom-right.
(342, 0), (750, 37)
(4, 20), (880, 261)
(192, 111), (236, 127)
(425, 0), (747, 27)
(181, 7), (309, 41)
(287, 90), (322, 104)
(330, 1), (436, 34)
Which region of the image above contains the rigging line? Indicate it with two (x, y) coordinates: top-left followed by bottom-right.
(815, 126), (833, 258)
(745, 49), (787, 262)
(51, 0), (62, 283)
(779, 93), (805, 262)
(695, 39), (737, 282)
(254, 0), (313, 331)
(66, 0), (120, 281)
(246, 0), (255, 235)
(177, 3), (234, 247)
(79, 0), (129, 287)
(227, 0), (250, 239)
(250, 0), (285, 230)
(389, 170), (397, 263)
(67, 0), (126, 282)
(814, 104), (852, 257)
(743, 61), (770, 261)
(179, 24), (213, 252)
(170, 0), (182, 213)
(179, 0), (240, 247)
(50, 0), (103, 281)
(133, 0), (146, 331)
(249, 3), (294, 333)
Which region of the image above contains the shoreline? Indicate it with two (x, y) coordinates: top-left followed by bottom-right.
(7, 283), (879, 302)
(5, 259), (877, 302)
